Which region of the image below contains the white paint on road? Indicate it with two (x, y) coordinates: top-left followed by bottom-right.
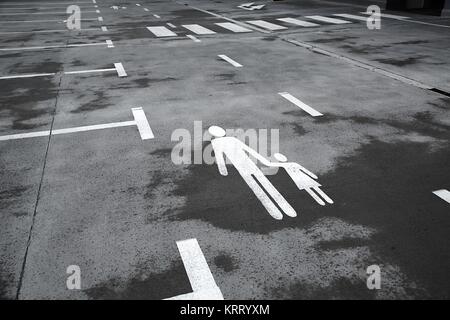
(245, 20), (287, 30)
(186, 34), (201, 42)
(182, 24), (216, 35)
(218, 54), (243, 67)
(132, 107), (154, 140)
(98, 16), (103, 22)
(0, 72), (55, 80)
(146, 26), (177, 37)
(277, 17), (319, 27)
(305, 15), (352, 24)
(153, 14), (161, 18)
(0, 41), (110, 51)
(165, 239), (223, 300)
(167, 23), (176, 28)
(433, 190), (450, 204)
(333, 13), (368, 21)
(106, 39), (114, 48)
(101, 26), (108, 32)
(114, 62), (127, 77)
(278, 92), (323, 117)
(215, 22), (252, 33)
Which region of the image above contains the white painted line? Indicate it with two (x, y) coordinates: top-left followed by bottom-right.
(0, 130), (51, 141)
(98, 16), (103, 22)
(146, 26), (177, 37)
(93, 0), (96, 3)
(167, 23), (176, 28)
(0, 28), (99, 35)
(96, 9), (100, 13)
(218, 54), (242, 67)
(214, 22), (252, 33)
(144, 8), (149, 12)
(165, 239), (223, 300)
(0, 72), (55, 80)
(0, 11), (97, 15)
(182, 24), (216, 35)
(132, 107), (154, 140)
(101, 26), (108, 32)
(305, 15), (352, 24)
(245, 20), (288, 30)
(333, 13), (368, 22)
(114, 62), (127, 77)
(52, 121), (136, 136)
(0, 18), (97, 23)
(361, 12), (409, 19)
(433, 189), (450, 204)
(186, 34), (201, 42)
(0, 42), (108, 51)
(153, 14), (161, 18)
(278, 92), (323, 117)
(64, 68), (116, 75)
(136, 3), (141, 6)
(277, 17), (319, 27)
(106, 40), (114, 48)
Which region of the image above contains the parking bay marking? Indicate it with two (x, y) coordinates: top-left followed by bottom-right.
(146, 26), (177, 37)
(278, 92), (323, 117)
(433, 189), (450, 204)
(186, 34), (201, 42)
(0, 40), (114, 51)
(218, 54), (242, 67)
(0, 108), (154, 142)
(165, 239), (223, 300)
(0, 62), (127, 80)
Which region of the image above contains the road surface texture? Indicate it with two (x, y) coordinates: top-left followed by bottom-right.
(0, 0), (449, 300)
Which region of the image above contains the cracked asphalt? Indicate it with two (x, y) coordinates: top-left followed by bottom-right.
(0, 0), (449, 300)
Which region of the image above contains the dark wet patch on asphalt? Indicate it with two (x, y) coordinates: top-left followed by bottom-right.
(214, 73), (236, 81)
(339, 43), (391, 55)
(0, 186), (29, 210)
(70, 91), (110, 113)
(84, 261), (191, 299)
(133, 77), (178, 88)
(309, 36), (358, 44)
(374, 56), (427, 67)
(214, 253), (238, 272)
(9, 59), (62, 75)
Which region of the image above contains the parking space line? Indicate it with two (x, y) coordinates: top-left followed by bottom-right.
(0, 18), (98, 23)
(132, 107), (154, 140)
(433, 190), (450, 204)
(98, 16), (103, 22)
(277, 17), (319, 27)
(144, 8), (149, 12)
(153, 14), (161, 18)
(64, 68), (117, 75)
(305, 15), (352, 24)
(182, 24), (216, 35)
(167, 23), (176, 28)
(0, 11), (97, 15)
(215, 22), (252, 33)
(245, 20), (288, 30)
(165, 239), (223, 300)
(0, 28), (100, 35)
(218, 54), (243, 67)
(333, 13), (368, 21)
(101, 26), (108, 32)
(106, 40), (114, 48)
(146, 26), (177, 37)
(0, 41), (112, 51)
(0, 72), (56, 80)
(186, 34), (201, 42)
(278, 92), (323, 117)
(114, 63), (127, 77)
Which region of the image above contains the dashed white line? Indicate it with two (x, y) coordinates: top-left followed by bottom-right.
(218, 54), (243, 67)
(146, 26), (177, 37)
(433, 189), (450, 204)
(246, 20), (288, 30)
(186, 34), (201, 42)
(165, 239), (223, 300)
(215, 22), (252, 32)
(167, 23), (176, 28)
(144, 8), (149, 12)
(132, 107), (154, 140)
(305, 15), (352, 24)
(277, 17), (319, 27)
(153, 14), (161, 18)
(278, 92), (323, 117)
(182, 24), (216, 35)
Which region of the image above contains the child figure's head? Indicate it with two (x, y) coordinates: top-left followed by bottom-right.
(274, 153), (288, 162)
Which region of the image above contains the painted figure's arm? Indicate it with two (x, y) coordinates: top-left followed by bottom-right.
(214, 147), (228, 176)
(240, 142), (273, 166)
(297, 164), (318, 179)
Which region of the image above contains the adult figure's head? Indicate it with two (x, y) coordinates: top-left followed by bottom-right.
(274, 153), (288, 162)
(208, 125), (226, 138)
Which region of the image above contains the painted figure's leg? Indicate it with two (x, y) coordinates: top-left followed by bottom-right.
(253, 170), (297, 218)
(305, 188), (325, 206)
(313, 187), (334, 204)
(242, 173), (284, 220)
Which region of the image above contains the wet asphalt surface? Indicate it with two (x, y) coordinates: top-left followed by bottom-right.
(0, 0), (449, 300)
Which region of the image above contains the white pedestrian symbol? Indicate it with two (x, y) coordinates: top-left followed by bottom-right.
(209, 126), (334, 220)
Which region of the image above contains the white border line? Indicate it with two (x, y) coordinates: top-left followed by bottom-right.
(132, 107), (154, 140)
(218, 54), (243, 67)
(186, 34), (201, 42)
(114, 62), (127, 77)
(278, 92), (323, 117)
(433, 189), (450, 204)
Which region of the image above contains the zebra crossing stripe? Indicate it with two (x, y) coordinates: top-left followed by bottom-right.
(277, 17), (319, 27)
(146, 26), (177, 37)
(245, 20), (288, 30)
(182, 24), (216, 35)
(305, 15), (352, 24)
(215, 22), (252, 33)
(333, 13), (368, 21)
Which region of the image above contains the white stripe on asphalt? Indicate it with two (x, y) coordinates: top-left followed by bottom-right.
(0, 42), (108, 51)
(132, 107), (154, 140)
(305, 15), (352, 24)
(278, 92), (323, 117)
(144, 8), (149, 12)
(218, 54), (242, 67)
(167, 23), (176, 28)
(333, 13), (368, 21)
(186, 34), (201, 42)
(64, 68), (116, 75)
(0, 28), (99, 34)
(106, 39), (114, 48)
(101, 26), (108, 32)
(433, 189), (450, 204)
(276, 17), (319, 27)
(165, 239), (223, 300)
(153, 14), (161, 18)
(96, 9), (100, 13)
(0, 18), (97, 23)
(114, 62), (127, 77)
(0, 130), (51, 141)
(182, 24), (216, 35)
(215, 22), (252, 32)
(146, 26), (177, 37)
(0, 72), (55, 80)
(98, 16), (103, 22)
(360, 12), (409, 19)
(0, 11), (97, 15)
(245, 20), (287, 30)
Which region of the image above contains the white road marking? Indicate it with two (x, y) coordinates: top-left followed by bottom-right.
(0, 108), (153, 142)
(0, 28), (99, 34)
(218, 54), (243, 67)
(0, 11), (97, 15)
(433, 189), (450, 204)
(186, 34), (201, 42)
(106, 39), (114, 48)
(333, 13), (368, 21)
(277, 17), (319, 27)
(0, 72), (55, 80)
(305, 15), (352, 24)
(215, 22), (252, 32)
(98, 16), (103, 22)
(64, 68), (117, 75)
(0, 41), (109, 51)
(182, 24), (216, 35)
(114, 62), (127, 77)
(144, 8), (149, 12)
(0, 18), (98, 23)
(278, 92), (323, 117)
(245, 20), (287, 30)
(360, 12), (409, 19)
(93, 0), (96, 3)
(95, 9), (100, 13)
(136, 3), (141, 6)
(101, 26), (108, 32)
(165, 239), (223, 300)
(153, 14), (161, 18)
(146, 26), (177, 37)
(167, 22), (176, 28)
(131, 107), (154, 140)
